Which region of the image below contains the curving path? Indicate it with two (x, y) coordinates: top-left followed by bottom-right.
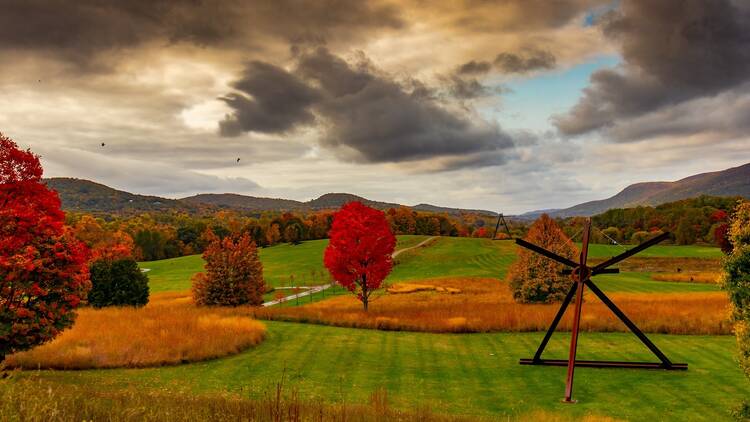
(261, 236), (438, 307)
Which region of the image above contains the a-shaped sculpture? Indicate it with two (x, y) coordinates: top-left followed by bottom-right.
(515, 218), (687, 403)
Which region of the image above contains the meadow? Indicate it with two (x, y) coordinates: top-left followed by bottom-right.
(3, 236), (746, 421)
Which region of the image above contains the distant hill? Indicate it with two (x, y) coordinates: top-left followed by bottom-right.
(44, 178), (201, 214)
(182, 193), (307, 212)
(523, 162), (750, 218)
(46, 178), (496, 216)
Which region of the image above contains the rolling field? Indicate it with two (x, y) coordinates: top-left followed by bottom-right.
(44, 236), (743, 420)
(143, 237), (723, 295)
(14, 322), (749, 421)
(143, 235), (434, 293)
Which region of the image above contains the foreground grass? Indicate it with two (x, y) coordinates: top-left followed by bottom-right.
(12, 321), (748, 421)
(0, 378), (622, 422)
(5, 293), (266, 369)
(256, 278), (730, 334)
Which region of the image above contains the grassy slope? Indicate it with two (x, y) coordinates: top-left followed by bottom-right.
(143, 235), (434, 293)
(16, 238), (745, 420)
(585, 243), (724, 259)
(143, 237), (723, 294)
(22, 321), (749, 421)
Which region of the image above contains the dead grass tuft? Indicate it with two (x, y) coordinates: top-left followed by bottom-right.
(256, 278), (731, 335)
(5, 292), (266, 369)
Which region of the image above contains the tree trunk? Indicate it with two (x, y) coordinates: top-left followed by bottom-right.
(361, 274), (369, 312)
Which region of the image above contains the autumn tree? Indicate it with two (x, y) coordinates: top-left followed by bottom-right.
(284, 222), (303, 245)
(506, 214), (578, 303)
(265, 223), (281, 246)
(192, 231), (265, 306)
(0, 134), (90, 363)
(324, 202), (396, 311)
(722, 200), (750, 418)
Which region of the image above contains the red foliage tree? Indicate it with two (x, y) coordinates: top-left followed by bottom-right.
(324, 202), (396, 311)
(0, 134), (90, 363)
(192, 230), (265, 306)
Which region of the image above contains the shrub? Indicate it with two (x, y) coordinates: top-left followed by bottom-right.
(88, 259), (149, 308)
(192, 231), (265, 306)
(506, 214), (578, 303)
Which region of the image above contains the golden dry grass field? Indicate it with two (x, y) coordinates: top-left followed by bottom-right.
(5, 292), (266, 369)
(255, 277), (731, 335)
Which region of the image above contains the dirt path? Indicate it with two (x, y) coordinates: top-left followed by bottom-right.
(262, 236), (438, 307)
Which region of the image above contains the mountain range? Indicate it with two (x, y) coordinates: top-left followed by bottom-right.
(44, 178), (497, 216)
(521, 162), (750, 218)
(44, 161), (750, 218)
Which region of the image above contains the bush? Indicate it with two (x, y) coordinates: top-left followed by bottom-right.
(88, 259), (149, 308)
(192, 231), (265, 306)
(506, 214), (578, 303)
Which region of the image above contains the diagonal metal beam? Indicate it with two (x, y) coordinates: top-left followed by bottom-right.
(591, 231), (670, 275)
(515, 238), (578, 268)
(531, 282), (578, 362)
(584, 279), (673, 368)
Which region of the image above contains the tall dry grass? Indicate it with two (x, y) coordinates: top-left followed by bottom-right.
(0, 377), (619, 422)
(256, 278), (731, 335)
(5, 292), (266, 369)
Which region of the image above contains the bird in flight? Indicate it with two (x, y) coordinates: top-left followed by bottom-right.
(237, 157), (241, 163)
(101, 142), (106, 147)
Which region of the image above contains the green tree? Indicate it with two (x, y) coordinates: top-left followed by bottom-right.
(88, 259), (149, 308)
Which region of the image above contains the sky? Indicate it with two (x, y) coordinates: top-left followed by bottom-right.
(1, 0), (749, 214)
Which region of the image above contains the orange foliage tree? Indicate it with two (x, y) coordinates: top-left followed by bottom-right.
(192, 231), (265, 306)
(506, 214), (578, 303)
(324, 202), (396, 311)
(0, 134), (90, 363)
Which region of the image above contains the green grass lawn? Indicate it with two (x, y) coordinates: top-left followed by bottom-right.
(143, 237), (722, 295)
(584, 243), (723, 259)
(592, 271), (720, 293)
(15, 321), (749, 421)
(389, 237), (517, 281)
(142, 235), (436, 293)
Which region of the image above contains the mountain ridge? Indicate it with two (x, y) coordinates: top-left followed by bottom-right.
(522, 162), (750, 218)
(44, 178), (497, 216)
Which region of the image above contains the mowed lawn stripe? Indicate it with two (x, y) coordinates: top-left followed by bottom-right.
(22, 322), (750, 420)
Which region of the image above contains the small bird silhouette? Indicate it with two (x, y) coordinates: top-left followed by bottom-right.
(101, 142), (106, 147)
(236, 157), (241, 163)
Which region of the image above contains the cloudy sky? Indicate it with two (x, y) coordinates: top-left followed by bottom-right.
(1, 0), (749, 214)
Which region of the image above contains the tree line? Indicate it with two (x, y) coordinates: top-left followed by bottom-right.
(65, 207), (501, 262)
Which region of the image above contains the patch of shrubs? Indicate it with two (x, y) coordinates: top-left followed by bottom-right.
(88, 259), (149, 308)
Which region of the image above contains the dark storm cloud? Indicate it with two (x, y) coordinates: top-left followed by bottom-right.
(446, 76), (491, 99)
(218, 61), (321, 136)
(220, 48), (514, 168)
(555, 0), (750, 138)
(457, 60), (492, 75)
(0, 0), (403, 68)
(494, 49), (557, 73)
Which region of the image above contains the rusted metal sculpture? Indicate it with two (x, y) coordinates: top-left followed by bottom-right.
(515, 218), (687, 403)
(492, 213), (512, 239)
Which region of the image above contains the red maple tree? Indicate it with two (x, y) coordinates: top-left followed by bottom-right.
(0, 134), (90, 363)
(324, 202), (396, 311)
